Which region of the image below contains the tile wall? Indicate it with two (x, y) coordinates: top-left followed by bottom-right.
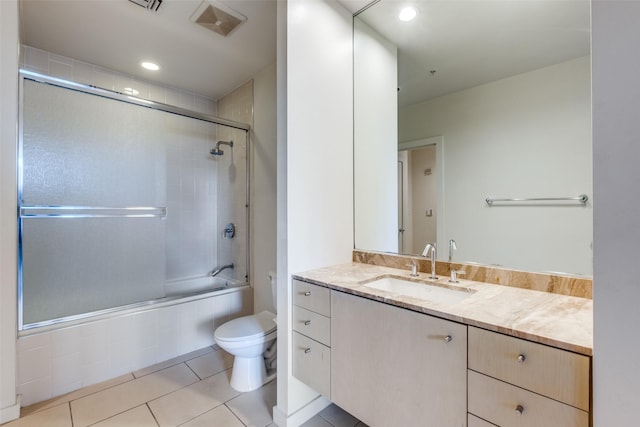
(17, 46), (252, 406)
(216, 80), (254, 283)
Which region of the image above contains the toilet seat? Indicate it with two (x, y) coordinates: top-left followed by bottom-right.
(214, 310), (276, 342)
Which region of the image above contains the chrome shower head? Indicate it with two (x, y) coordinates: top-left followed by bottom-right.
(210, 140), (233, 156)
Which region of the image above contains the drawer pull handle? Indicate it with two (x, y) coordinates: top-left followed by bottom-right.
(304, 291), (312, 296)
(517, 354), (526, 363)
(515, 405), (524, 416)
(303, 320), (311, 326)
(444, 335), (452, 343)
(304, 348), (311, 354)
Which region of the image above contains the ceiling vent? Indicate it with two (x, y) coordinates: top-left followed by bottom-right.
(190, 1), (247, 37)
(128, 0), (163, 12)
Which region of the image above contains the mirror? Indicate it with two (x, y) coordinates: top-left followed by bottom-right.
(354, 0), (592, 276)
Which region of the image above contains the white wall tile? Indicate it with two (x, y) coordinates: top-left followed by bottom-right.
(48, 60), (73, 81)
(81, 359), (112, 386)
(23, 46), (49, 73)
(48, 53), (72, 66)
(18, 345), (50, 383)
(72, 60), (94, 86)
(148, 83), (166, 103)
(113, 72), (134, 95)
(17, 332), (50, 353)
(51, 326), (82, 357)
(51, 352), (81, 395)
(18, 377), (52, 406)
(80, 328), (109, 366)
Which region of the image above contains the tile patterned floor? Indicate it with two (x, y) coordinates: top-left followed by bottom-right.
(4, 346), (365, 427)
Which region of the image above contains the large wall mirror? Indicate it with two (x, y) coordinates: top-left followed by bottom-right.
(354, 0), (592, 276)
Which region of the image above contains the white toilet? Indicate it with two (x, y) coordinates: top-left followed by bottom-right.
(214, 273), (277, 392)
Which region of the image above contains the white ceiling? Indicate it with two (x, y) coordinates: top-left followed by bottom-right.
(355, 0), (591, 107)
(20, 0), (590, 107)
(19, 0), (277, 100)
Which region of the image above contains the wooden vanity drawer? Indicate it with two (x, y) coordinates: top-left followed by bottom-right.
(293, 305), (331, 345)
(468, 370), (589, 427)
(468, 326), (590, 410)
(293, 279), (330, 316)
(468, 414), (497, 427)
(292, 331), (330, 397)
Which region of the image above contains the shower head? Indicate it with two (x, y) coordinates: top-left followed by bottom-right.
(210, 140), (233, 156)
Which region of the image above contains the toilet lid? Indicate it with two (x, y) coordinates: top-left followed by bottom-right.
(214, 310), (277, 342)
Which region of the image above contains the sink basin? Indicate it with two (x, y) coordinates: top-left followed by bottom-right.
(362, 276), (474, 305)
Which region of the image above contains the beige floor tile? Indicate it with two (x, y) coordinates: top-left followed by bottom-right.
(226, 379), (276, 427)
(185, 349), (233, 380)
(133, 347), (215, 378)
(178, 405), (244, 427)
(318, 404), (360, 427)
(148, 369), (240, 426)
(3, 403), (71, 427)
(71, 364), (198, 427)
(92, 405), (158, 427)
(20, 373), (135, 416)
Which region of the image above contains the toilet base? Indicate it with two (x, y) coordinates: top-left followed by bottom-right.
(230, 355), (273, 392)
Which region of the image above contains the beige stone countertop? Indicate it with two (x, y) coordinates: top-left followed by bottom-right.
(293, 262), (593, 356)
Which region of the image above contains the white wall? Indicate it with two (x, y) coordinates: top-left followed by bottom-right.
(0, 0), (20, 422)
(253, 62), (278, 313)
(400, 56), (592, 275)
(592, 1), (640, 424)
(353, 17), (398, 253)
(275, 0), (353, 425)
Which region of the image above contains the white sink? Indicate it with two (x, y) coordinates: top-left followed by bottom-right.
(362, 276), (474, 305)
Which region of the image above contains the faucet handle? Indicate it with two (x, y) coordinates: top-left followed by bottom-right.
(449, 269), (465, 283)
(406, 261), (419, 277)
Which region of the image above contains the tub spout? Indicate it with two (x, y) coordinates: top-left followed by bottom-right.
(209, 263), (234, 277)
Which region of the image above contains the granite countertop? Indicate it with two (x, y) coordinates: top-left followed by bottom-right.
(293, 262), (593, 356)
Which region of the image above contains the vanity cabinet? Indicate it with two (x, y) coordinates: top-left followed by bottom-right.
(330, 290), (467, 427)
(291, 279), (331, 397)
(468, 326), (590, 426)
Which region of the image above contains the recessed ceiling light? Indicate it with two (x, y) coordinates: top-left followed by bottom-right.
(399, 7), (417, 22)
(141, 61), (160, 71)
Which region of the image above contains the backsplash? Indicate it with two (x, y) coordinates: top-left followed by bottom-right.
(353, 250), (592, 299)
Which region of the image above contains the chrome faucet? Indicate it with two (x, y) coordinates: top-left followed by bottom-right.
(421, 243), (438, 279)
(449, 239), (457, 262)
(208, 263), (234, 277)
(406, 260), (419, 277)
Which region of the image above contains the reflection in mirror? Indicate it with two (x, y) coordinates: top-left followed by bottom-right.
(354, 0), (592, 275)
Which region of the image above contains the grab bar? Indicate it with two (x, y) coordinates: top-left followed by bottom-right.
(485, 194), (588, 206)
(20, 206), (167, 218)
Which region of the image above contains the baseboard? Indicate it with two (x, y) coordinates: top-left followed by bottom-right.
(272, 395), (331, 427)
(0, 395), (21, 424)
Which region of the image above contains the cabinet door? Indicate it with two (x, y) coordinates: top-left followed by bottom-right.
(331, 290), (467, 427)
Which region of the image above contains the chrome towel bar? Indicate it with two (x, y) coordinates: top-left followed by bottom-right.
(20, 206), (167, 218)
(485, 194), (588, 206)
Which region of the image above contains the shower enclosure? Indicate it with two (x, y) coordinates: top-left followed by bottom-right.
(18, 70), (250, 330)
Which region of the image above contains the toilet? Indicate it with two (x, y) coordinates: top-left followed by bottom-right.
(214, 273), (277, 392)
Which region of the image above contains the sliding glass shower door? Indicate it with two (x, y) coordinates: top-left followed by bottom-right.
(19, 74), (249, 329)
